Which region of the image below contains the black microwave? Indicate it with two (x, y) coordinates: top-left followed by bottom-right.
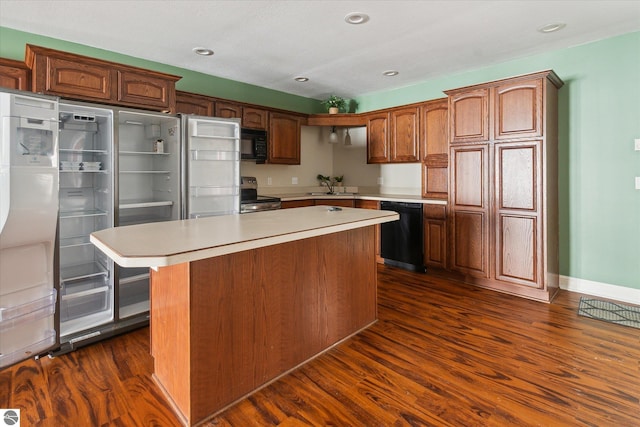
(240, 128), (268, 164)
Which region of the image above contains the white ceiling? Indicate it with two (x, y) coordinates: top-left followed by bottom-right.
(1, 1), (639, 100)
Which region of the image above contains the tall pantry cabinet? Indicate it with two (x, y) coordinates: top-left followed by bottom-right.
(445, 70), (563, 302)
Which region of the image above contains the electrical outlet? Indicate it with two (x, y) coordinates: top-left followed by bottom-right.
(292, 176), (298, 185)
(377, 176), (384, 185)
(636, 177), (640, 190)
(267, 176), (272, 186)
(635, 139), (640, 151)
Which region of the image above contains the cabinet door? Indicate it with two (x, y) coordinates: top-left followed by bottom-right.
(367, 112), (390, 163)
(175, 91), (214, 116)
(242, 107), (268, 129)
(449, 88), (489, 143)
(423, 205), (447, 269)
(215, 102), (242, 119)
(269, 112), (301, 164)
(117, 69), (174, 111)
(36, 55), (114, 101)
(494, 141), (542, 287)
(494, 78), (543, 140)
(0, 58), (30, 90)
(421, 99), (449, 199)
(450, 144), (490, 277)
(354, 199), (381, 262)
(390, 107), (420, 162)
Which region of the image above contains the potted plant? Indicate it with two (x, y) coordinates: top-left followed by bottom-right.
(321, 95), (346, 114)
(317, 174), (335, 194)
(333, 175), (344, 188)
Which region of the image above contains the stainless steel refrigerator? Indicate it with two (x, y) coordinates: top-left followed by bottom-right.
(181, 115), (241, 218)
(54, 103), (183, 354)
(0, 89), (59, 368)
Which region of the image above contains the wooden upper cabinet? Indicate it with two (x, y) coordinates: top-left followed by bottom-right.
(420, 98), (449, 199)
(389, 106), (420, 162)
(117, 69), (175, 111)
(175, 91), (215, 116)
(242, 107), (268, 130)
(269, 112), (302, 164)
(493, 78), (543, 140)
(34, 54), (113, 101)
(215, 101), (242, 119)
(448, 88), (489, 143)
(420, 99), (448, 158)
(25, 44), (180, 112)
(366, 112), (390, 163)
(0, 58), (31, 91)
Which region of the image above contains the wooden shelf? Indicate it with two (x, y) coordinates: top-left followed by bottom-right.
(306, 113), (367, 127)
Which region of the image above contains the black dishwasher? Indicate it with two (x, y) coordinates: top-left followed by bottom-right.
(380, 201), (426, 272)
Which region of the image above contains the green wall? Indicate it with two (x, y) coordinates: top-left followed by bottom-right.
(356, 31), (640, 290)
(0, 26), (323, 113)
(1, 25), (638, 290)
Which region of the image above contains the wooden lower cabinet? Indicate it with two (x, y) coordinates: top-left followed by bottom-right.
(423, 205), (447, 269)
(281, 200), (314, 209)
(315, 199), (355, 208)
(450, 144), (490, 278)
(150, 226), (377, 425)
(355, 199), (382, 263)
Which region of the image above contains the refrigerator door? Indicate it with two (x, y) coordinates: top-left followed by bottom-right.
(183, 115), (240, 219)
(57, 102), (114, 338)
(117, 109), (181, 319)
(0, 91), (59, 368)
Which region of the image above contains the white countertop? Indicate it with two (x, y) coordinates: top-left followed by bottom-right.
(90, 206), (399, 268)
(270, 192), (447, 205)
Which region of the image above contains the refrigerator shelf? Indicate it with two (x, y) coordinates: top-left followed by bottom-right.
(60, 209), (108, 219)
(61, 284), (110, 300)
(0, 299), (55, 332)
(190, 185), (238, 197)
(119, 200), (174, 209)
(119, 272), (149, 285)
(0, 289), (56, 324)
(60, 148), (108, 154)
(59, 237), (93, 249)
(119, 151), (170, 156)
(0, 330), (56, 369)
(60, 169), (107, 173)
(60, 262), (108, 283)
(190, 149), (238, 161)
(61, 310), (112, 338)
(119, 170), (171, 174)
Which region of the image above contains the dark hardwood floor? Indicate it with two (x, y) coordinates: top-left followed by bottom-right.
(1, 265), (639, 426)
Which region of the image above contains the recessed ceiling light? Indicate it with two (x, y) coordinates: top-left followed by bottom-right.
(294, 76), (309, 82)
(192, 47), (214, 56)
(383, 70), (399, 77)
(345, 12), (370, 25)
(537, 23), (566, 33)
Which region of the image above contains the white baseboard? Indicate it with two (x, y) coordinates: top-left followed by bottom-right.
(560, 275), (640, 305)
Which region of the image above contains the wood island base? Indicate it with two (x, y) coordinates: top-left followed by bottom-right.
(149, 226), (378, 426)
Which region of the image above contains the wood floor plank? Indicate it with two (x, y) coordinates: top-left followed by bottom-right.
(1, 265), (638, 426)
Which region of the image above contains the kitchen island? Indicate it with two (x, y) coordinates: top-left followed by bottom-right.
(90, 206), (398, 426)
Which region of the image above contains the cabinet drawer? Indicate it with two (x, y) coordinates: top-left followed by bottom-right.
(423, 204), (446, 220)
